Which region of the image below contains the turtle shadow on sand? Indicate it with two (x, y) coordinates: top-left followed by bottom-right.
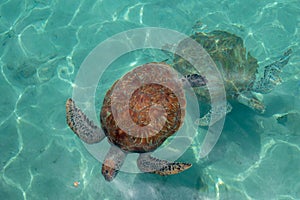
(173, 30), (292, 127)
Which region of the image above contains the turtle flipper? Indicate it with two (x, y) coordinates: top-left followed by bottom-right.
(196, 103), (232, 126)
(66, 98), (105, 144)
(252, 49), (292, 94)
(102, 145), (127, 181)
(236, 92), (265, 113)
(182, 74), (207, 87)
(137, 153), (191, 175)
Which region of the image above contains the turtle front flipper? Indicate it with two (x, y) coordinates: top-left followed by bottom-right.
(66, 98), (105, 144)
(182, 74), (207, 87)
(137, 153), (192, 175)
(252, 49), (292, 94)
(102, 145), (127, 181)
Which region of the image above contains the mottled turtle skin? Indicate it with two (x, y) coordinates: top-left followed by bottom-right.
(173, 30), (292, 125)
(66, 62), (207, 181)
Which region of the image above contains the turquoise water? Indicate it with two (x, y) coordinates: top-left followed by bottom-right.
(0, 0), (300, 199)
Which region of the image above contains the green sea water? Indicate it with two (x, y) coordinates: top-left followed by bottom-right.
(0, 0), (300, 199)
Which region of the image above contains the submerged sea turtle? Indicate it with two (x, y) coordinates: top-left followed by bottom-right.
(173, 30), (292, 126)
(66, 62), (206, 181)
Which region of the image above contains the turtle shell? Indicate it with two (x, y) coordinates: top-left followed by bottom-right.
(173, 30), (259, 102)
(100, 63), (186, 153)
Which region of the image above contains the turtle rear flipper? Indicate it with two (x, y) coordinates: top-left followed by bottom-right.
(66, 98), (105, 144)
(137, 153), (192, 175)
(237, 92), (265, 113)
(252, 49), (292, 94)
(196, 103), (232, 126)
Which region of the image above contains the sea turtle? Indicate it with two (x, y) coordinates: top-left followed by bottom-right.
(173, 30), (292, 126)
(66, 62), (206, 181)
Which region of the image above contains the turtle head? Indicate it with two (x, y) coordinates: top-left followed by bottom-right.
(101, 159), (119, 182)
(101, 146), (127, 182)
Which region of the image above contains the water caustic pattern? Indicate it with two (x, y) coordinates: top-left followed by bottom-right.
(0, 0), (300, 199)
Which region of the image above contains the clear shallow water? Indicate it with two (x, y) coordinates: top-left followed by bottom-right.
(0, 0), (300, 199)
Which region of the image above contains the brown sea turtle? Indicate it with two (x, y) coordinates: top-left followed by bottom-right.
(173, 30), (292, 126)
(66, 62), (206, 181)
